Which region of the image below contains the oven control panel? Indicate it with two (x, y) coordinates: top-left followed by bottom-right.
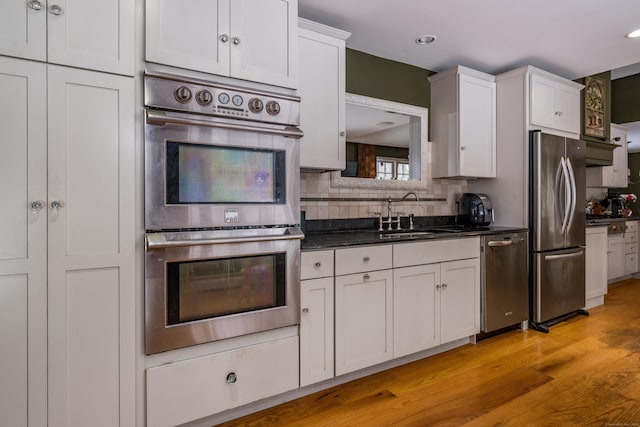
(144, 73), (300, 127)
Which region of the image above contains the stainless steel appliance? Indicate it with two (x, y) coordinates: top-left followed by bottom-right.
(530, 130), (587, 332)
(143, 73), (304, 354)
(145, 227), (302, 355)
(457, 193), (494, 226)
(481, 232), (529, 333)
(144, 73), (303, 231)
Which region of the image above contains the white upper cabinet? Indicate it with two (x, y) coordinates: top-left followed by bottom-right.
(0, 0), (134, 76)
(586, 123), (628, 188)
(298, 19), (350, 170)
(146, 0), (298, 88)
(429, 66), (496, 178)
(530, 72), (581, 135)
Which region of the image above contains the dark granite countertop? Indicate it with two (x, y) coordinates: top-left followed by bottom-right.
(301, 225), (528, 250)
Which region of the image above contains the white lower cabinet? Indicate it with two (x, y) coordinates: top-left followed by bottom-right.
(300, 250), (335, 387)
(146, 336), (299, 427)
(585, 226), (608, 308)
(608, 233), (625, 281)
(439, 259), (481, 342)
(624, 220), (638, 276)
(335, 268), (394, 375)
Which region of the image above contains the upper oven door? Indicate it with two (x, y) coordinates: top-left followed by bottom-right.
(145, 110), (302, 230)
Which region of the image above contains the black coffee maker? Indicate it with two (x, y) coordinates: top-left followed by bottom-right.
(457, 193), (494, 226)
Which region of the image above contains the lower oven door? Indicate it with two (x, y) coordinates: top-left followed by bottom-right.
(145, 227), (303, 354)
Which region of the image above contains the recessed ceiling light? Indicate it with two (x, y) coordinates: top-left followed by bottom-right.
(626, 29), (640, 38)
(416, 35), (437, 45)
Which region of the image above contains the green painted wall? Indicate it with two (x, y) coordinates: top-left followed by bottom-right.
(612, 73), (640, 124)
(345, 49), (434, 108)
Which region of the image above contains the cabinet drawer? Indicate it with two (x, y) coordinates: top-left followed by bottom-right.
(146, 336), (299, 427)
(301, 250), (334, 279)
(626, 221), (638, 233)
(624, 231), (638, 243)
(393, 237), (480, 268)
(335, 245), (392, 276)
(625, 242), (638, 255)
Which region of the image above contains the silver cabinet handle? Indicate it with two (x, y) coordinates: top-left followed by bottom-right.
(219, 34), (229, 43)
(363, 273), (370, 281)
(363, 256), (370, 263)
(314, 262), (322, 269)
(302, 308), (309, 314)
(31, 200), (45, 211)
(28, 0), (43, 11)
(226, 372), (237, 384)
(49, 4), (63, 15)
(50, 200), (65, 211)
(232, 36), (241, 45)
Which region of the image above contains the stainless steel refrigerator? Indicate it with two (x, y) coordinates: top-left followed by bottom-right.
(529, 130), (586, 331)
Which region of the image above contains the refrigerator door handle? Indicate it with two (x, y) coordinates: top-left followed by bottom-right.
(559, 157), (571, 235)
(544, 250), (584, 261)
(565, 157), (577, 234)
(554, 158), (566, 233)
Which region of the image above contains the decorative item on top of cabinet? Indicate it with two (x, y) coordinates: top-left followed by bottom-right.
(585, 226), (607, 308)
(0, 0), (134, 76)
(429, 66), (496, 178)
(298, 19), (350, 171)
(146, 0), (298, 89)
(300, 250), (335, 387)
(586, 123), (628, 188)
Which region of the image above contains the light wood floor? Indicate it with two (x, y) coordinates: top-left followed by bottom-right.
(218, 279), (640, 426)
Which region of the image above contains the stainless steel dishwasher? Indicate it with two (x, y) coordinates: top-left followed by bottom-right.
(481, 232), (529, 333)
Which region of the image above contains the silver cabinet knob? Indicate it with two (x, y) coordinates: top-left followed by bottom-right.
(50, 200), (65, 211)
(339, 131), (346, 137)
(49, 4), (63, 15)
(28, 0), (43, 11)
(232, 36), (241, 45)
(460, 146), (466, 151)
(302, 308), (309, 314)
(363, 273), (370, 281)
(442, 283), (448, 289)
(219, 34), (229, 43)
(363, 256), (370, 263)
(31, 200), (45, 211)
(226, 372), (237, 384)
(314, 262), (321, 269)
(554, 111), (563, 117)
(436, 284), (441, 290)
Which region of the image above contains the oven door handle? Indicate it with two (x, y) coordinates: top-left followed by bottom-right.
(146, 110), (304, 139)
(146, 227), (305, 250)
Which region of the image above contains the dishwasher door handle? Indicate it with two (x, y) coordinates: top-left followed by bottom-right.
(488, 240), (514, 247)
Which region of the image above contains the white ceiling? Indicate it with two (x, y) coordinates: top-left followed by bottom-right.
(298, 0), (640, 80)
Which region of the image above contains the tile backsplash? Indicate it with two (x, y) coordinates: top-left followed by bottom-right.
(300, 171), (467, 220)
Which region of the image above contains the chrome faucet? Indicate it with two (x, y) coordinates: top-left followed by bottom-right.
(401, 191), (419, 202)
(386, 197), (393, 219)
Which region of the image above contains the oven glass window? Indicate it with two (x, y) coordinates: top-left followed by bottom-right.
(166, 253), (286, 325)
(165, 142), (285, 204)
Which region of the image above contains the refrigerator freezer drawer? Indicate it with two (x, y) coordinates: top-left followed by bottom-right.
(533, 248), (585, 323)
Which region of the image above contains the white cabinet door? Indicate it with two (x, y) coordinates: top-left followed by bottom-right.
(298, 21), (348, 170)
(585, 227), (607, 308)
(607, 235), (625, 280)
(146, 0), (297, 88)
(458, 74), (496, 177)
(586, 124), (628, 188)
(0, 56), (48, 427)
(0, 0), (133, 75)
(0, 0), (47, 61)
(300, 277), (334, 387)
(47, 66), (135, 427)
(335, 269), (393, 375)
(530, 73), (580, 135)
(440, 258), (480, 343)
(146, 0), (231, 77)
(230, 0), (297, 88)
(393, 264), (440, 357)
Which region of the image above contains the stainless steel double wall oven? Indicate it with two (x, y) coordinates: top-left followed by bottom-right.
(144, 73), (303, 354)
